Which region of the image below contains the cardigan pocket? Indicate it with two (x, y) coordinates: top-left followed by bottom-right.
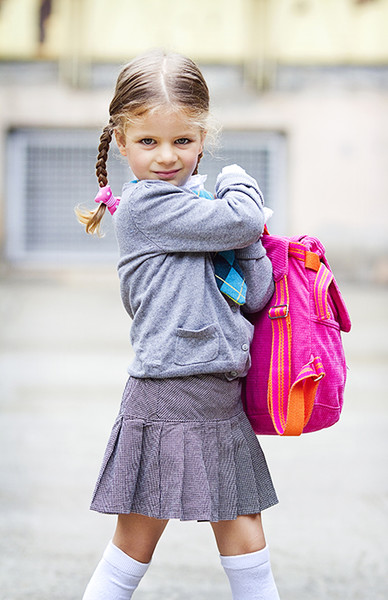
(174, 324), (219, 366)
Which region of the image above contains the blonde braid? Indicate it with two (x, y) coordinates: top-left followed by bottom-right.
(192, 151), (203, 176)
(75, 124), (113, 236)
(96, 125), (113, 187)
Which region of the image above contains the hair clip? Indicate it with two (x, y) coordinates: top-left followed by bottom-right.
(94, 185), (121, 215)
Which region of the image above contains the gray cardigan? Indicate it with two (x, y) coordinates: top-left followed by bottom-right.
(113, 170), (274, 379)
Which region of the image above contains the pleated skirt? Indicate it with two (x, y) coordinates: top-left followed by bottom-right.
(90, 374), (278, 522)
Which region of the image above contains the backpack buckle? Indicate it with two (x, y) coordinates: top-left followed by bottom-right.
(313, 373), (324, 382)
(269, 304), (289, 319)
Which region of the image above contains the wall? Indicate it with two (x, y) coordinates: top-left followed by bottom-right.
(1, 0), (388, 64)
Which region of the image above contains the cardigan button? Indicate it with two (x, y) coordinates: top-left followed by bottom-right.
(242, 343), (249, 351)
(230, 371), (238, 378)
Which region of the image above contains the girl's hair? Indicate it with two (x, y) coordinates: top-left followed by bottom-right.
(76, 49), (210, 235)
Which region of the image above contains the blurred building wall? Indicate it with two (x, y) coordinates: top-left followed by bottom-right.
(1, 0), (388, 64)
(0, 0), (387, 281)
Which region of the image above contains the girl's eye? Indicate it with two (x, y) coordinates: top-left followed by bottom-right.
(175, 138), (191, 145)
(140, 138), (155, 146)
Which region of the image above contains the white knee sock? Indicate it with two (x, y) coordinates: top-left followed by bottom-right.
(220, 546), (280, 600)
(82, 540), (150, 600)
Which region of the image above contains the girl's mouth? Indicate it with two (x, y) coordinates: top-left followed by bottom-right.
(154, 169), (180, 180)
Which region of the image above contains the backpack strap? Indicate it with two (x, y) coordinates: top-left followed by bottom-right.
(267, 245), (327, 435)
(314, 262), (334, 320)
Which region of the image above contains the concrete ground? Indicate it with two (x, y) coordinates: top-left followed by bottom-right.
(0, 267), (387, 600)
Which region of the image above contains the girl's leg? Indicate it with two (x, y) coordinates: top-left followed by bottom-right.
(113, 512), (169, 563)
(211, 514), (280, 600)
(211, 513), (266, 556)
(83, 513), (168, 600)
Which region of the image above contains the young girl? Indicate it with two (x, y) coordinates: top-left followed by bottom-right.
(77, 49), (280, 600)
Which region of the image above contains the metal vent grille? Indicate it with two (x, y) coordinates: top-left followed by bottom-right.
(6, 128), (286, 263)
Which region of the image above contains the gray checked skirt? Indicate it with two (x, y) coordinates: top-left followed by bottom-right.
(90, 374), (278, 522)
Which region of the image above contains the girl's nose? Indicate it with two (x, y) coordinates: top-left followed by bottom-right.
(156, 143), (177, 165)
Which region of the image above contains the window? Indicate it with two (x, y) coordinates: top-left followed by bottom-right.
(5, 128), (287, 263)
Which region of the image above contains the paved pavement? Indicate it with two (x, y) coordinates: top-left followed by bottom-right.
(0, 267), (387, 600)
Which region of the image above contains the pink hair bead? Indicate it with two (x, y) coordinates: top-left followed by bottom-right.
(94, 185), (121, 215)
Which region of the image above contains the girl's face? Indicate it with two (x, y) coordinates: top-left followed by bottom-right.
(115, 106), (206, 187)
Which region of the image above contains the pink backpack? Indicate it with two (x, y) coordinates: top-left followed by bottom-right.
(242, 231), (351, 436)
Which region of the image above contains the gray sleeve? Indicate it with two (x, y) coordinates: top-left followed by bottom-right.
(128, 175), (265, 253)
(236, 240), (275, 314)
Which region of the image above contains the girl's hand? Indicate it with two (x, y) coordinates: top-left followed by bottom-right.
(221, 164), (246, 176)
(216, 165), (264, 207)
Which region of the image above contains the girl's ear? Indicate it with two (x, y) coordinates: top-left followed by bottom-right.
(114, 130), (127, 156)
